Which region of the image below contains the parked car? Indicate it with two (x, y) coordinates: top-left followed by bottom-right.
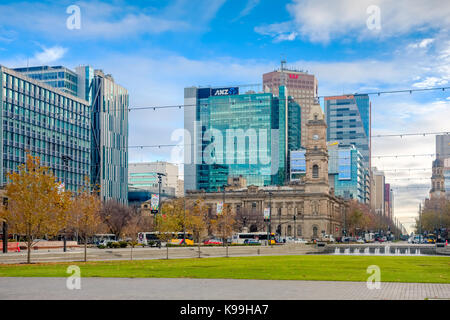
(294, 238), (308, 244)
(203, 238), (223, 245)
(356, 238), (365, 243)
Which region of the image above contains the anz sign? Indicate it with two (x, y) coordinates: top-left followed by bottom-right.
(211, 87), (239, 96)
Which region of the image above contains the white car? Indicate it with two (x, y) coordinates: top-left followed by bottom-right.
(294, 238), (307, 244)
(322, 235), (335, 243)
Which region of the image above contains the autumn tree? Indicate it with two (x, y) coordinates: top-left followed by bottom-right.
(186, 199), (209, 243)
(215, 204), (236, 257)
(100, 200), (135, 239)
(123, 209), (143, 260)
(68, 179), (102, 262)
(416, 198), (450, 236)
(155, 200), (184, 259)
(0, 154), (72, 263)
(184, 199), (209, 258)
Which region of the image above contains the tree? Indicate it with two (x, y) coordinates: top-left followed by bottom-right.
(68, 179), (102, 262)
(186, 199), (209, 243)
(155, 200), (183, 259)
(123, 210), (143, 260)
(0, 154), (72, 263)
(185, 199), (209, 258)
(345, 201), (377, 236)
(215, 204), (235, 257)
(416, 198), (450, 237)
(100, 200), (134, 239)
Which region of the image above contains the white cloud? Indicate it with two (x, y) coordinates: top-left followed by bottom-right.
(408, 38), (435, 49)
(255, 0), (450, 43)
(0, 0), (225, 39)
(233, 0), (261, 21)
(32, 46), (67, 64)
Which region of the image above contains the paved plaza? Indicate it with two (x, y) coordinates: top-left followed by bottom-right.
(0, 277), (449, 300)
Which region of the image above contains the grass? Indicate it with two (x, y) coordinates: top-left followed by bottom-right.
(0, 255), (449, 283)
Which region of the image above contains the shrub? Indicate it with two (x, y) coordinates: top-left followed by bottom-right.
(118, 241), (128, 248)
(97, 244), (106, 249)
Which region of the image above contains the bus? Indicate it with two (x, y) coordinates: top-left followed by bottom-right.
(232, 232), (276, 245)
(93, 234), (117, 245)
(138, 232), (194, 246)
(170, 232), (194, 245)
(138, 232), (159, 246)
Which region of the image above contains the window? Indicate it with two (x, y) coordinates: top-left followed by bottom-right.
(312, 165), (319, 178)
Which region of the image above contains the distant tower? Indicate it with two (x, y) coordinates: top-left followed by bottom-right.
(304, 101), (329, 194)
(430, 159), (445, 199)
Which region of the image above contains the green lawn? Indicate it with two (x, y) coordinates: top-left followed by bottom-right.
(0, 255), (449, 283)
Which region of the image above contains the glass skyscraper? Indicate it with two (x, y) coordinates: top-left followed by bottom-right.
(324, 94), (371, 170)
(14, 65), (129, 204)
(184, 85), (300, 192)
(328, 143), (368, 203)
(91, 70), (128, 204)
(13, 66), (79, 98)
(0, 65), (90, 192)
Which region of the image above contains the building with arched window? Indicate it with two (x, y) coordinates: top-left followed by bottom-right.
(186, 101), (347, 240)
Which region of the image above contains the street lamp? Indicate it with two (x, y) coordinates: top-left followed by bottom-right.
(61, 155), (72, 253)
(267, 191), (272, 246)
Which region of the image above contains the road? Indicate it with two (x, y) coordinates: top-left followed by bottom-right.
(0, 277), (449, 300)
(0, 244), (318, 264)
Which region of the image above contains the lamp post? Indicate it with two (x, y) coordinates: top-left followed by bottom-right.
(2, 221), (7, 254)
(61, 155), (72, 253)
(267, 191), (272, 246)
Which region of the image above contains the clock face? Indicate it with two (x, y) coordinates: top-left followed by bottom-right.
(313, 134), (319, 140)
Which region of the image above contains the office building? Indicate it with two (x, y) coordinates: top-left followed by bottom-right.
(328, 143), (368, 203)
(13, 66), (79, 98)
(436, 134), (450, 160)
(263, 64), (318, 147)
(0, 65), (91, 192)
(128, 161), (181, 198)
(15, 65), (129, 204)
(324, 94), (371, 170)
(184, 85), (301, 192)
(384, 183), (393, 219)
(371, 167), (385, 217)
(186, 103), (346, 239)
(90, 70), (128, 204)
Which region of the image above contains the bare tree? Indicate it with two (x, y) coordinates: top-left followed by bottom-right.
(100, 200), (134, 239)
(123, 210), (142, 260)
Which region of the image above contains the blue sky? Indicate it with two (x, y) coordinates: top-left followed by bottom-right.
(0, 0), (449, 231)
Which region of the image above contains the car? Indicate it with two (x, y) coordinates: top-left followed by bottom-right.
(356, 238), (365, 243)
(203, 238), (223, 245)
(322, 234), (335, 242)
(294, 238), (307, 244)
(244, 239), (260, 245)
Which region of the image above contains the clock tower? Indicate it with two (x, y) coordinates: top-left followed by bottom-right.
(304, 101), (329, 194)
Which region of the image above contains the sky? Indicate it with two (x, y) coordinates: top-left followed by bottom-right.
(0, 0), (449, 233)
